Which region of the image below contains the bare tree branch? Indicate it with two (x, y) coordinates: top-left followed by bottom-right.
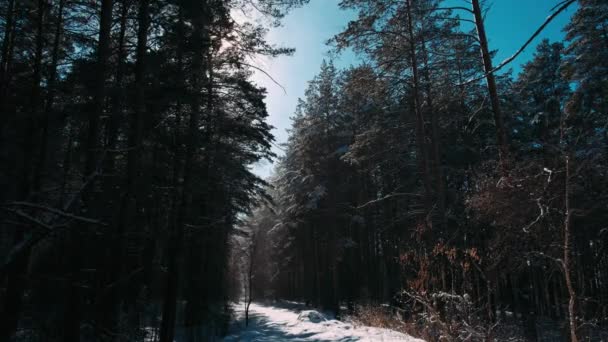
(6, 202), (108, 226)
(458, 0), (577, 86)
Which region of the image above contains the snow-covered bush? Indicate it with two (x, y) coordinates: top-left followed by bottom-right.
(297, 310), (328, 323)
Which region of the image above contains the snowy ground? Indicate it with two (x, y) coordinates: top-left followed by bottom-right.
(223, 302), (424, 341)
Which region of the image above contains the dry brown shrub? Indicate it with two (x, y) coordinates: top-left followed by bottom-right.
(348, 304), (422, 339)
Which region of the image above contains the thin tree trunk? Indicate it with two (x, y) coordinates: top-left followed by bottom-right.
(124, 0), (150, 327)
(85, 0), (113, 178)
(64, 232), (82, 342)
(563, 154), (579, 342)
(35, 0), (66, 192)
(0, 0), (15, 115)
(552, 278), (562, 318)
(0, 0), (15, 75)
(105, 0), (130, 173)
(405, 0), (433, 223)
(313, 227), (321, 305)
(23, 0), (45, 197)
(60, 122), (74, 207)
(471, 0), (509, 171)
(543, 277), (552, 318)
(57, 126), (75, 340)
(245, 234), (256, 327)
(125, 0), (149, 234)
(420, 39), (446, 230)
(158, 8), (185, 341)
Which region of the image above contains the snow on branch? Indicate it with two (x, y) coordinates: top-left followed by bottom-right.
(355, 192), (422, 209)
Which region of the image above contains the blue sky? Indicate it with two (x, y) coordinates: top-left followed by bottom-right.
(250, 0), (576, 178)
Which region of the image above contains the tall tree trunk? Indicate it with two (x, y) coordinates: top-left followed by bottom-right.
(59, 122), (74, 207)
(23, 0), (45, 197)
(158, 77), (201, 342)
(127, 0), (149, 206)
(245, 234), (256, 327)
(65, 1), (114, 340)
(124, 0), (150, 327)
(95, 0), (146, 336)
(63, 232), (82, 342)
(563, 154), (579, 342)
(405, 0), (433, 224)
(0, 0), (15, 116)
(158, 6), (185, 339)
(105, 0), (130, 173)
(159, 93), (183, 342)
(471, 0), (509, 172)
(0, 2), (45, 339)
(159, 4), (207, 341)
(420, 39), (446, 230)
(35, 0), (66, 192)
(183, 49), (215, 332)
(85, 0), (113, 178)
(0, 0), (15, 75)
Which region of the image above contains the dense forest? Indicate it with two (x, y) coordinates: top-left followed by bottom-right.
(0, 0), (305, 340)
(243, 0), (608, 341)
(0, 0), (606, 341)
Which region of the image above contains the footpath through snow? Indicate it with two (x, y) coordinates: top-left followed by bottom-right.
(223, 302), (424, 341)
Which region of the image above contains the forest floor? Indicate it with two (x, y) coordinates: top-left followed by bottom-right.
(223, 301), (424, 341)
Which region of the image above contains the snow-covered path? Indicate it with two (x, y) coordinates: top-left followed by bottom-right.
(223, 302), (424, 341)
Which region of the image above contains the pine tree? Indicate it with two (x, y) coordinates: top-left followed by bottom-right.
(563, 0), (608, 117)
